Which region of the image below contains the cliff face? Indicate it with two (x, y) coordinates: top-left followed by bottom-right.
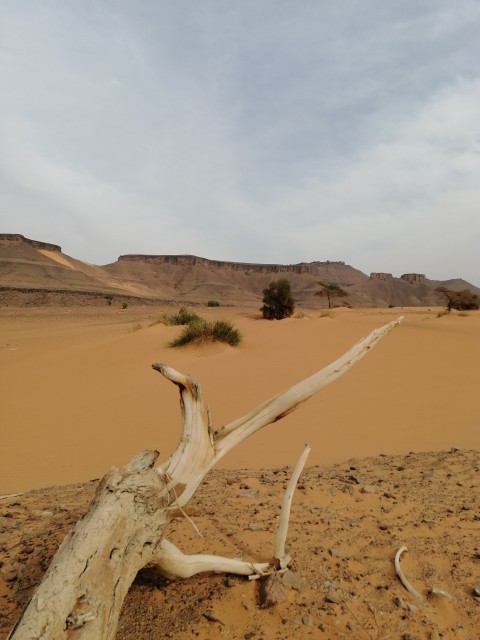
(117, 254), (347, 276)
(0, 234), (61, 253)
(1, 235), (479, 307)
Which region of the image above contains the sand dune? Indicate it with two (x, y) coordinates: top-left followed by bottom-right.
(1, 305), (478, 494)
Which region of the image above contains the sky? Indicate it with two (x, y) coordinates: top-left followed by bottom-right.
(1, 1), (479, 285)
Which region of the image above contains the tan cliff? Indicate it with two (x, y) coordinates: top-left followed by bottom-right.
(1, 234), (478, 307)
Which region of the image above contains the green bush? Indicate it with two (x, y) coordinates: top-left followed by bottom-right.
(163, 307), (203, 326)
(261, 279), (295, 320)
(170, 319), (241, 347)
(207, 300), (220, 307)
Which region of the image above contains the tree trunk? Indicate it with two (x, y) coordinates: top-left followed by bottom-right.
(8, 317), (402, 639)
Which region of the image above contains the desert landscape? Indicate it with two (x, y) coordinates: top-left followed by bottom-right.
(0, 301), (479, 639)
(0, 234), (479, 639)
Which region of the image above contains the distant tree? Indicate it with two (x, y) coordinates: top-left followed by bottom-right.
(315, 281), (349, 309)
(434, 287), (479, 312)
(261, 279), (295, 320)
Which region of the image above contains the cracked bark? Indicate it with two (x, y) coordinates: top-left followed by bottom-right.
(8, 317), (402, 639)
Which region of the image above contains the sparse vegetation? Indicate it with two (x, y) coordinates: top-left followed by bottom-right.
(315, 281), (349, 309)
(170, 319), (241, 347)
(122, 302), (128, 309)
(261, 279), (295, 320)
(104, 294), (114, 306)
(207, 300), (220, 307)
(319, 310), (335, 319)
(434, 287), (479, 312)
(163, 307), (203, 326)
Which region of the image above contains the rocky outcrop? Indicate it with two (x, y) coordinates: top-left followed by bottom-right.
(370, 273), (393, 280)
(117, 254), (347, 276)
(400, 273), (426, 284)
(0, 233), (61, 253)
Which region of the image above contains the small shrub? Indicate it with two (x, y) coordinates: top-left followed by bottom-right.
(319, 310), (334, 319)
(122, 302), (128, 309)
(170, 319), (241, 347)
(210, 320), (241, 346)
(163, 307), (203, 326)
(207, 300), (220, 307)
(104, 294), (113, 306)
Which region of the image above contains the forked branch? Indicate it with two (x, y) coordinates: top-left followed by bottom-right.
(154, 316), (403, 505)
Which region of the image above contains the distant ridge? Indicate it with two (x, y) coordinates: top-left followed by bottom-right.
(1, 234), (479, 308)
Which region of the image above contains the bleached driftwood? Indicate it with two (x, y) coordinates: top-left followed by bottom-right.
(9, 317), (402, 639)
(274, 444), (311, 569)
(394, 546), (424, 603)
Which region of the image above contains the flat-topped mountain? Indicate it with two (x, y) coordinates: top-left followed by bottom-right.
(1, 234), (478, 307)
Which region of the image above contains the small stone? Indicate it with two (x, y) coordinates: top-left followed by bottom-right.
(325, 595), (341, 604)
(361, 485), (377, 494)
(462, 503), (472, 511)
(429, 586), (452, 600)
(247, 522), (264, 531)
(302, 614), (314, 627)
(394, 596), (405, 608)
(1, 562), (20, 581)
(472, 582), (480, 597)
(378, 523), (389, 531)
(407, 603), (418, 613)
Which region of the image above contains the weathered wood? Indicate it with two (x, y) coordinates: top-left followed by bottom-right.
(9, 317), (402, 639)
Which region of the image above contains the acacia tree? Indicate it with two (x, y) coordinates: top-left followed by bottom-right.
(315, 281), (349, 309)
(261, 278), (295, 319)
(434, 287), (479, 312)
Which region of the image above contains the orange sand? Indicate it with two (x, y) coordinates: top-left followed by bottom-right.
(0, 306), (478, 494)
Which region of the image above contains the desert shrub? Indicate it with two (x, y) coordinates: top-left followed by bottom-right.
(170, 319), (241, 347)
(434, 287), (479, 312)
(210, 320), (241, 345)
(122, 302), (128, 309)
(261, 279), (295, 320)
(315, 282), (349, 309)
(319, 310), (334, 319)
(207, 300), (220, 307)
(163, 307), (203, 326)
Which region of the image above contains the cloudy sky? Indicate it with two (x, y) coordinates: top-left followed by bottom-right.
(1, 1), (479, 284)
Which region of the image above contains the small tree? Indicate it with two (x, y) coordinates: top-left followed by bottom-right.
(261, 279), (295, 320)
(315, 281), (349, 309)
(434, 287), (479, 312)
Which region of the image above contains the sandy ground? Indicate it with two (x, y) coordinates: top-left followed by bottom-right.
(0, 305), (478, 494)
(0, 305), (479, 639)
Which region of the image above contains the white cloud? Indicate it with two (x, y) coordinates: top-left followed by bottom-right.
(1, 1), (479, 284)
